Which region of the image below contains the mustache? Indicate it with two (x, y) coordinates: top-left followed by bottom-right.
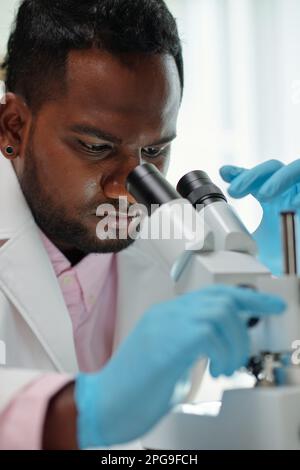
(89, 198), (135, 214)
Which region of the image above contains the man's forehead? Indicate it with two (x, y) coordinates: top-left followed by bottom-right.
(65, 48), (181, 115)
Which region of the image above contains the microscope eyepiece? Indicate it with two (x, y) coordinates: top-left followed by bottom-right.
(126, 163), (180, 213)
(127, 164), (227, 213)
(177, 170), (227, 208)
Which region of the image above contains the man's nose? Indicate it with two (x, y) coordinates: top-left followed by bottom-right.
(103, 179), (136, 204)
(102, 159), (139, 203)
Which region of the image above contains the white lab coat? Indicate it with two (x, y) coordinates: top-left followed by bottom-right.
(0, 154), (178, 414)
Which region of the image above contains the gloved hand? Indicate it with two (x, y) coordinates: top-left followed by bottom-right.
(220, 160), (300, 275)
(75, 285), (285, 448)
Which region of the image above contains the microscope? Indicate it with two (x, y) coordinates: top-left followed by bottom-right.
(120, 163), (300, 450)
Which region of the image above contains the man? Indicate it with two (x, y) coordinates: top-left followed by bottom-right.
(0, 0), (291, 450)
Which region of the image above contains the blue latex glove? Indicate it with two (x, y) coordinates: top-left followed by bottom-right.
(220, 159), (300, 275)
(75, 285), (285, 448)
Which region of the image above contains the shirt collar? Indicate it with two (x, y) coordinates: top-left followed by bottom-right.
(39, 229), (115, 312)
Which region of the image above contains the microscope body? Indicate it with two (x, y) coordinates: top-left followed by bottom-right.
(136, 198), (300, 450)
(115, 164), (300, 449)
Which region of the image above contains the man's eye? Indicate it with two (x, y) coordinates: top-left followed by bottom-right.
(78, 140), (112, 154)
(142, 147), (165, 158)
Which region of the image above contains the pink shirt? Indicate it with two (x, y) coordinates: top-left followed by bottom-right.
(0, 231), (117, 449)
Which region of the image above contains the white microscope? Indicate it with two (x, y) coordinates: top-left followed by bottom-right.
(123, 163), (300, 450)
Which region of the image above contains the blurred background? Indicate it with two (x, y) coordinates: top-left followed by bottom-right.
(1, 0), (300, 232)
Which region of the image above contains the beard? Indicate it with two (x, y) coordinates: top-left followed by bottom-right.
(19, 148), (135, 255)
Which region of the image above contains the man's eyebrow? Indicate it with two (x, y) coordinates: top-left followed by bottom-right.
(150, 134), (177, 146)
(69, 125), (122, 144)
(69, 125), (176, 146)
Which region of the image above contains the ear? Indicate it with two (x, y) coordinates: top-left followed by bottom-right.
(0, 92), (32, 161)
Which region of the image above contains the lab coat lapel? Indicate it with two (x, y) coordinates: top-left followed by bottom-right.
(0, 155), (78, 373)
